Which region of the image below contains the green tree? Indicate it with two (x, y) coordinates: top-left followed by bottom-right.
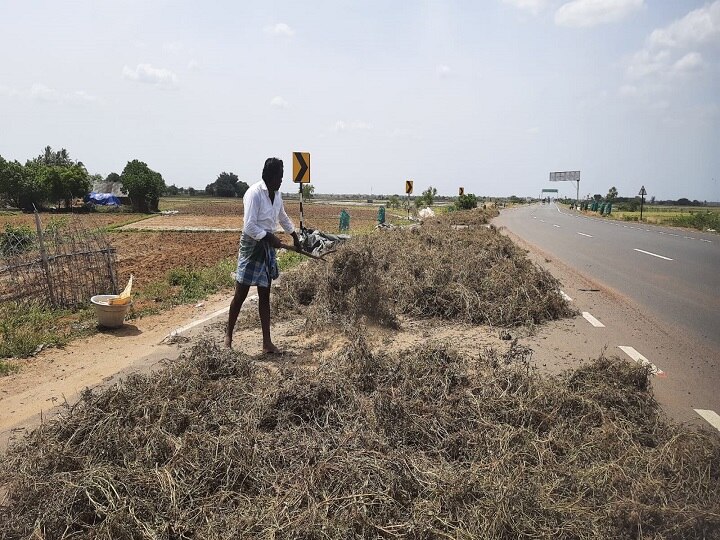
(457, 193), (478, 210)
(302, 184), (315, 199)
(606, 186), (618, 202)
(105, 172), (121, 184)
(387, 194), (401, 209)
(415, 186), (437, 208)
(0, 160), (48, 210)
(121, 160), (166, 212)
(43, 164), (91, 208)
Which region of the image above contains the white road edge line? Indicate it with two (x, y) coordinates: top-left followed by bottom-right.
(560, 290), (572, 302)
(700, 239), (712, 243)
(694, 409), (720, 432)
(577, 232), (593, 237)
(553, 224), (561, 228)
(633, 248), (673, 261)
(582, 312), (605, 328)
(162, 293), (259, 341)
(618, 346), (666, 377)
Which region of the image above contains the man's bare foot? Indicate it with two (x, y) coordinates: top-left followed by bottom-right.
(224, 335), (233, 348)
(262, 343), (281, 354)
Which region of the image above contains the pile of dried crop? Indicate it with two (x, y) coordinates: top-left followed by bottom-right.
(274, 217), (573, 328)
(2, 337), (718, 539)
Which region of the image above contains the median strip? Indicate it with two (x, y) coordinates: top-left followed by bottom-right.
(694, 409), (720, 432)
(618, 346), (666, 377)
(633, 248), (673, 261)
(582, 312), (605, 328)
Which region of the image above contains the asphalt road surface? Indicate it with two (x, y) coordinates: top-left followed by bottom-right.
(495, 203), (720, 431)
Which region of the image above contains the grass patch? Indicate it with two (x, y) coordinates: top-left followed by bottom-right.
(0, 301), (77, 360)
(0, 358), (18, 375)
(132, 258), (236, 317)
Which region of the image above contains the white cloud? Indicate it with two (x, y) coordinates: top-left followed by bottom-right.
(28, 84), (99, 105)
(672, 52), (704, 74)
(555, 0), (644, 28)
(265, 23), (295, 37)
(526, 126), (540, 134)
(163, 41), (183, 53)
(270, 96), (289, 109)
(626, 2), (718, 84)
(502, 0), (549, 15)
(122, 64), (178, 88)
(30, 83), (60, 102)
(436, 64), (451, 77)
(333, 120), (372, 132)
(649, 1), (720, 49)
(69, 90), (100, 104)
(188, 59), (199, 70)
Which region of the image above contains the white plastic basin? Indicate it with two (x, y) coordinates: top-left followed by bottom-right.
(90, 294), (131, 328)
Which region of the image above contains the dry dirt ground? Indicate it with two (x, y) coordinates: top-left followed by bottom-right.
(0, 285), (530, 449)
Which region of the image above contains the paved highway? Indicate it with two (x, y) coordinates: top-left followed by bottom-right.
(495, 203), (720, 349)
(495, 203), (720, 432)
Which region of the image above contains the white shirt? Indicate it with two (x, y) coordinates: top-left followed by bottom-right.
(243, 180), (295, 241)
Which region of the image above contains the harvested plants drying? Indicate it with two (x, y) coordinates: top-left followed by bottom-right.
(274, 218), (573, 328)
(1, 337), (719, 539)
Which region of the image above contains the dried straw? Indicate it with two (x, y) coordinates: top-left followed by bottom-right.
(2, 337), (718, 539)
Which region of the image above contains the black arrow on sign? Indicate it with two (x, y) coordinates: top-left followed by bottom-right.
(294, 152), (308, 182)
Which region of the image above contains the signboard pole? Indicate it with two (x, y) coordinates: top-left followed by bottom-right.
(299, 183), (305, 231)
(292, 152), (311, 232)
(639, 186), (646, 222)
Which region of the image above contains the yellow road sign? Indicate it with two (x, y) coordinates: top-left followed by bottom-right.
(459, 187), (464, 196)
(293, 152), (310, 183)
(405, 180), (413, 194)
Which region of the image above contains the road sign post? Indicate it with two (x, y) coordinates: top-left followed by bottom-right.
(639, 185), (646, 222)
(549, 171), (580, 208)
(405, 180), (413, 219)
(293, 152), (310, 231)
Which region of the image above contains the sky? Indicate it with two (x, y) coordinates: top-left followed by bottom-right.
(0, 0), (718, 201)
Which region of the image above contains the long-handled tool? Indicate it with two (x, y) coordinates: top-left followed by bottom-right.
(278, 243), (334, 261)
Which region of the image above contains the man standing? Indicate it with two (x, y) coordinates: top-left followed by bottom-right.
(225, 157), (301, 352)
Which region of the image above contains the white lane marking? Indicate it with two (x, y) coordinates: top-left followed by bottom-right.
(694, 410), (720, 432)
(532, 216), (537, 219)
(683, 236), (695, 240)
(553, 224), (561, 228)
(623, 225), (628, 228)
(618, 346), (666, 377)
(560, 290), (572, 302)
(668, 233), (680, 237)
(582, 312), (605, 328)
(539, 219), (546, 223)
(577, 232), (593, 238)
(700, 239), (712, 243)
(633, 248), (673, 261)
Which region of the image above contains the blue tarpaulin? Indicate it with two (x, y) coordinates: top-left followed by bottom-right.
(85, 192), (121, 206)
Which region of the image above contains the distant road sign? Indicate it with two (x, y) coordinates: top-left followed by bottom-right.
(406, 180), (413, 194)
(639, 185), (647, 196)
(541, 189), (559, 193)
(293, 152), (310, 183)
(459, 187), (464, 196)
(549, 171), (580, 182)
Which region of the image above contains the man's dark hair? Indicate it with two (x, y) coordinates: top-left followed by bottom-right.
(262, 157), (283, 183)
